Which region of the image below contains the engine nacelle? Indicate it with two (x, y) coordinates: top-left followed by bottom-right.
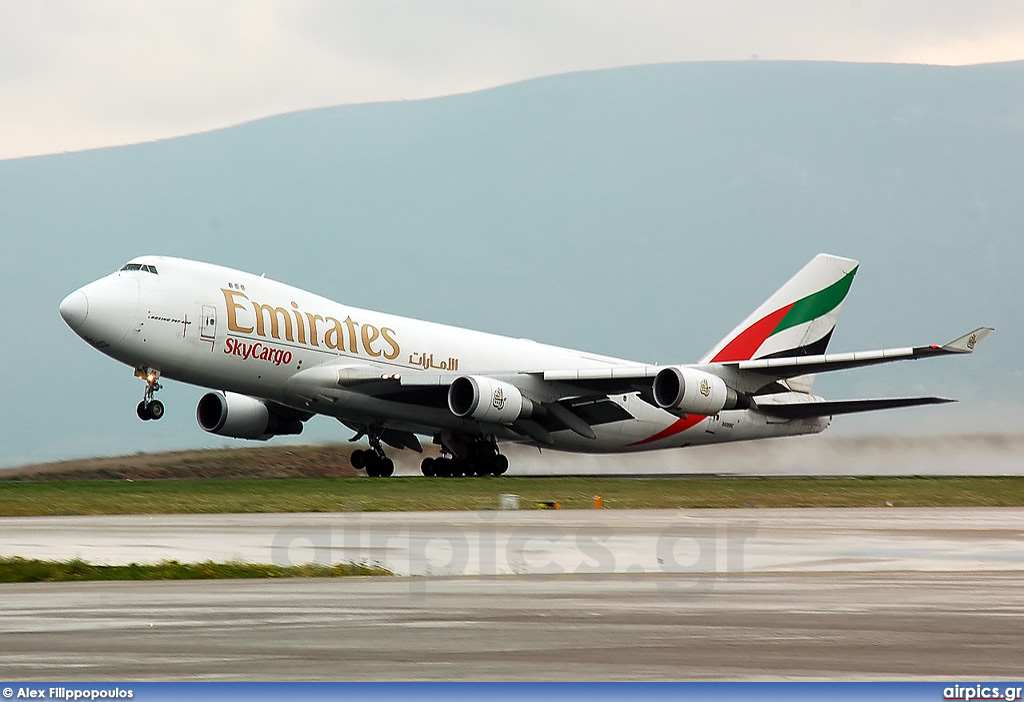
(448, 375), (534, 424)
(652, 367), (734, 416)
(196, 391), (303, 441)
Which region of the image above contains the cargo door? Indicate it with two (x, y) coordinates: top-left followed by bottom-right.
(200, 305), (217, 341)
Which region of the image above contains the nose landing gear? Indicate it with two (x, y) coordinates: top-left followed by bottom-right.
(135, 367), (164, 421)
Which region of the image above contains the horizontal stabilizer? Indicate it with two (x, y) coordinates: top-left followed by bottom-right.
(756, 396), (955, 419)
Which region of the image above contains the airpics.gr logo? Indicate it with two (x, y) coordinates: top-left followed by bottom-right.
(492, 388), (507, 411)
(699, 378), (712, 397)
(943, 684), (1023, 701)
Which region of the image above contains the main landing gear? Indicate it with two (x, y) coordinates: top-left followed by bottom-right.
(349, 431), (510, 478)
(421, 437), (509, 477)
(135, 368), (164, 421)
(349, 429), (395, 478)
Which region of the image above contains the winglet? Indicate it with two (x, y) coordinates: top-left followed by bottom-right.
(941, 327), (994, 354)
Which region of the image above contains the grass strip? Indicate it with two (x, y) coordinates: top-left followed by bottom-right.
(0, 476), (1022, 516)
(0, 556), (392, 583)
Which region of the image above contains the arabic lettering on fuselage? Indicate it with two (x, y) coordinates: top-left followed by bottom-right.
(221, 289), (400, 360)
(407, 352), (459, 372)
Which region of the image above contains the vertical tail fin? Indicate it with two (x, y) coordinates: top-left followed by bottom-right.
(699, 254), (859, 387)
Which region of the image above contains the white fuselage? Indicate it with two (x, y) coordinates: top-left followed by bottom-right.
(61, 256), (828, 452)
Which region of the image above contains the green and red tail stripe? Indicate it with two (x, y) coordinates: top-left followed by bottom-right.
(633, 256), (858, 446)
(710, 266), (856, 363)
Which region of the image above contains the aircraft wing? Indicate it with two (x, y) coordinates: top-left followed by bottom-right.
(397, 370), (635, 442)
(545, 327), (993, 397)
(532, 327), (991, 432)
(724, 326), (993, 385)
(752, 394), (956, 419)
(284, 327), (990, 445)
(284, 362), (634, 445)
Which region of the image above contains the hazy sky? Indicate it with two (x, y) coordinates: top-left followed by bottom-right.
(2, 0), (1023, 160)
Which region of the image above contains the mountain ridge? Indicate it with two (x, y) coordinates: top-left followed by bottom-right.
(1, 60), (1019, 466)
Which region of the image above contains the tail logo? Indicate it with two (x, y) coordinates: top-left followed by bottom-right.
(700, 378), (711, 397)
(709, 264), (858, 363)
(967, 334), (977, 351)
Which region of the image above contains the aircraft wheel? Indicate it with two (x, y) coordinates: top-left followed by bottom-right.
(493, 454), (509, 476)
(365, 459), (381, 477)
(364, 454), (393, 477)
(137, 402), (151, 421)
(350, 449), (367, 470)
(421, 457), (436, 477)
(147, 400), (165, 420)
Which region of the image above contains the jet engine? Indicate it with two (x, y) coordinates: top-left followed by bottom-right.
(448, 375), (534, 424)
(652, 367), (735, 416)
(196, 391), (304, 440)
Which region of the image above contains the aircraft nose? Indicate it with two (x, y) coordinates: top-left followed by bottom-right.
(59, 290), (89, 331)
(59, 275), (140, 345)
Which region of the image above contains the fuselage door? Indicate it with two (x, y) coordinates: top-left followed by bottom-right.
(201, 305), (217, 341)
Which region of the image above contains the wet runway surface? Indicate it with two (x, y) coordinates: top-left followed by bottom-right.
(2, 572), (1022, 681)
(3, 508), (1023, 576)
(2, 508), (1022, 680)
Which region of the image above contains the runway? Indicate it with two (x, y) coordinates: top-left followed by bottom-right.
(2, 508), (1023, 576)
(2, 572), (1022, 680)
(1, 508), (1023, 680)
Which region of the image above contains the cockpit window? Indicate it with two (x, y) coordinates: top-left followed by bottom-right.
(120, 263), (158, 274)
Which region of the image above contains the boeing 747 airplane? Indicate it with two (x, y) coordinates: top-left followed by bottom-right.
(59, 254), (990, 476)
